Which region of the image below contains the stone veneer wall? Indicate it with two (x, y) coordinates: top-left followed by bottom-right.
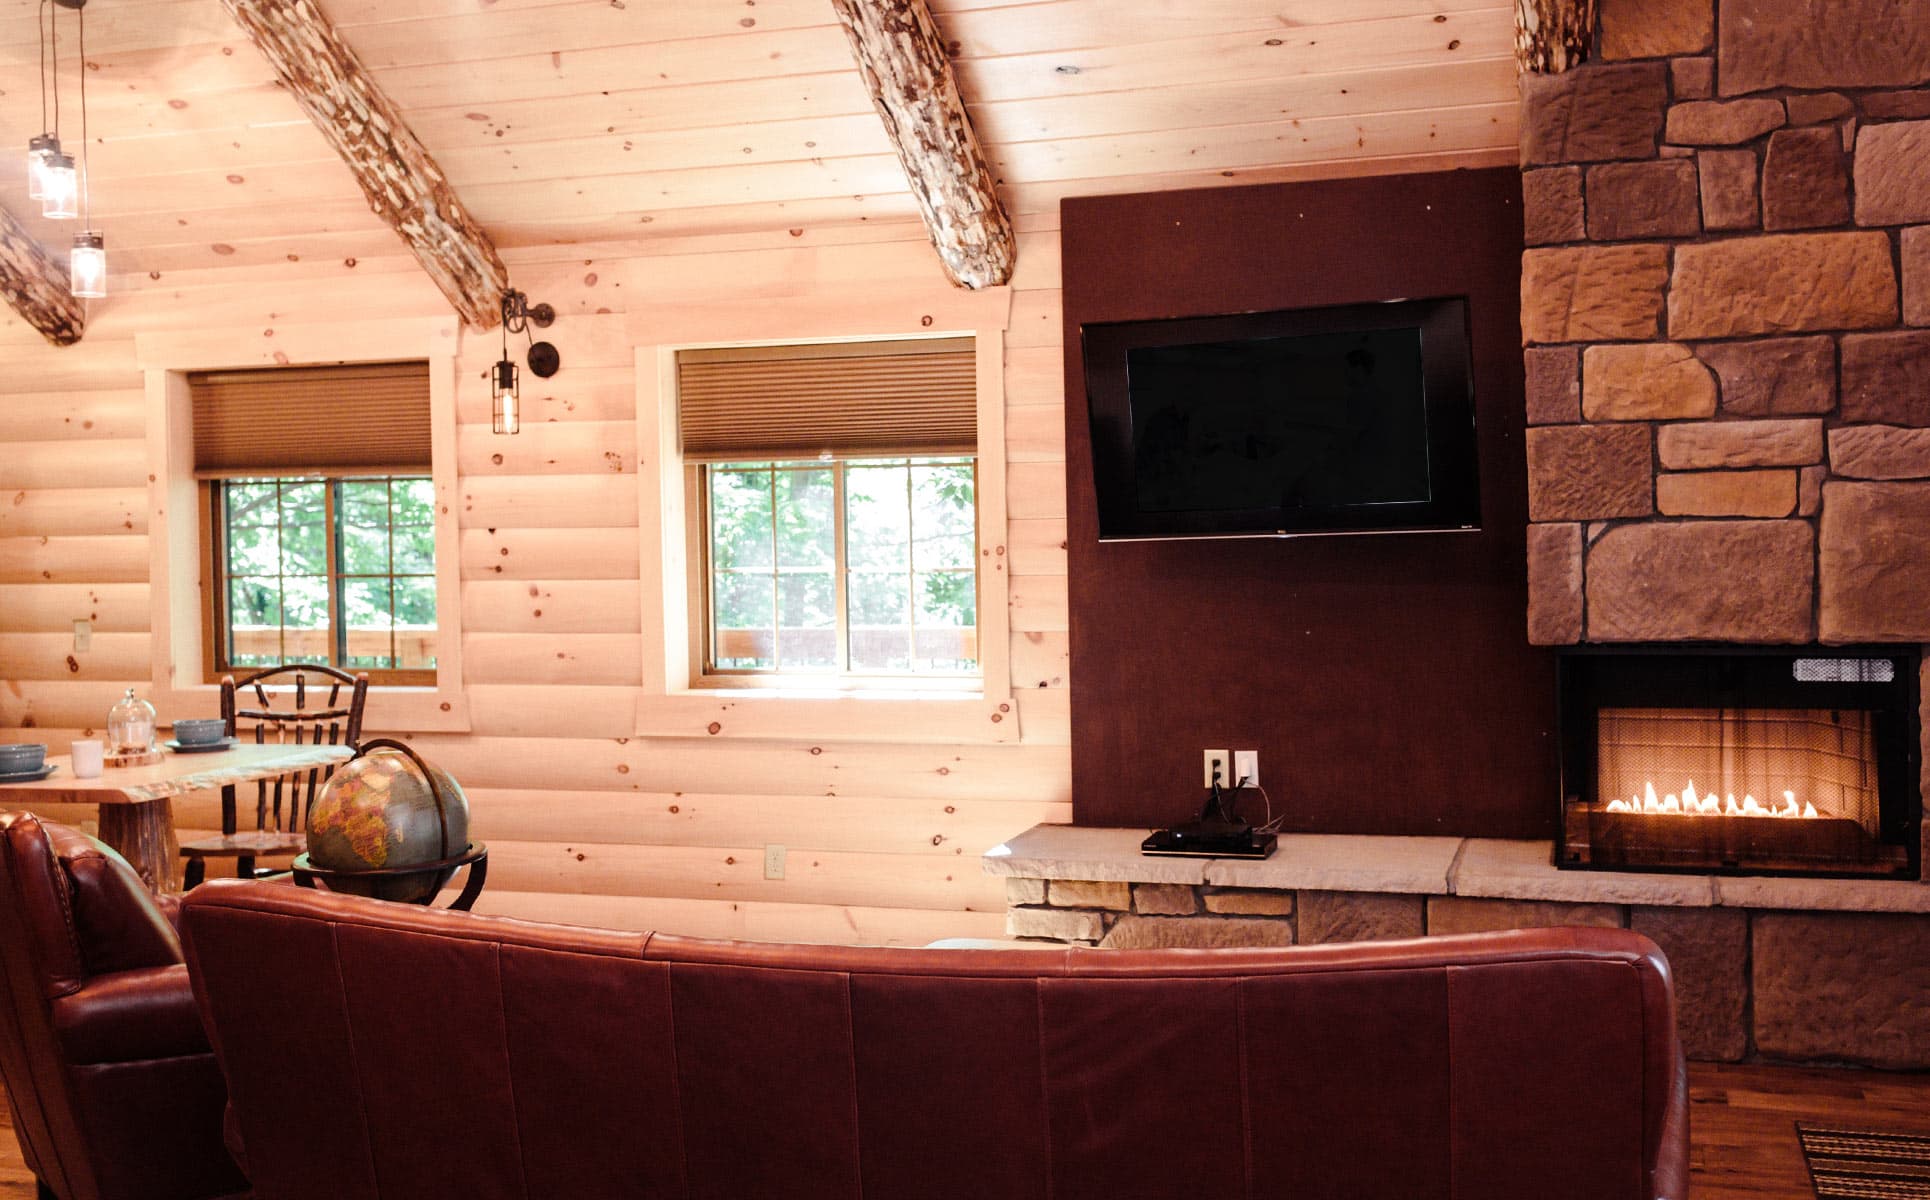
(1005, 877), (1930, 1069)
(1518, 0), (1930, 648)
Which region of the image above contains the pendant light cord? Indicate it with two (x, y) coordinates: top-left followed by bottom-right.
(38, 1), (49, 134)
(49, 0), (59, 138)
(78, 0), (89, 225)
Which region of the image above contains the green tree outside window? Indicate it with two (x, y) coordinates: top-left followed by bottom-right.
(707, 457), (976, 677)
(215, 476), (436, 679)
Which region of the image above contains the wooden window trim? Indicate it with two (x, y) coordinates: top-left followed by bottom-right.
(135, 317), (469, 733)
(630, 287), (1017, 744)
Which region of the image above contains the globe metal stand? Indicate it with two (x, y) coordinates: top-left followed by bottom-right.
(291, 845), (489, 910)
(290, 737), (490, 910)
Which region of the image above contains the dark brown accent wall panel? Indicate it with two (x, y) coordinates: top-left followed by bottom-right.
(1062, 167), (1556, 836)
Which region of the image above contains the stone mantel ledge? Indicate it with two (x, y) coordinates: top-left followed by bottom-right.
(1453, 838), (1716, 907)
(984, 825), (1930, 915)
(1204, 835), (1459, 894)
(982, 826), (1461, 892)
(984, 824), (1210, 884)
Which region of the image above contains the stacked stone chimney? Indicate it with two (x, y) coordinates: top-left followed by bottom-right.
(1520, 0), (1930, 647)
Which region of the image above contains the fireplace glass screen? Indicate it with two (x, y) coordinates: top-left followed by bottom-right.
(1559, 651), (1919, 879)
(1598, 708), (1877, 827)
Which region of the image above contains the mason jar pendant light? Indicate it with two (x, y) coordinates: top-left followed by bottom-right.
(27, 1), (61, 201)
(45, 0), (107, 295)
(40, 150), (77, 219)
(23, 2), (110, 297)
(70, 230), (105, 298)
(34, 1), (78, 220)
(70, 0), (104, 295)
(31, 2), (107, 294)
(27, 134), (60, 200)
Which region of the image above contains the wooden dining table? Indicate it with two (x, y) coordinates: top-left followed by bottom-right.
(0, 742), (353, 893)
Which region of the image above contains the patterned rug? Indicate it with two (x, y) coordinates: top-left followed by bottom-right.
(1799, 1124), (1930, 1198)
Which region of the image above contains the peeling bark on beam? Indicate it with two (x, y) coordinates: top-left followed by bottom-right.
(220, 0), (509, 328)
(0, 204), (84, 347)
(830, 0), (1015, 290)
(1517, 0), (1597, 73)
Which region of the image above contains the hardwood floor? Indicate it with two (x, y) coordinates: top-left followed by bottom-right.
(1, 1060), (1926, 1197)
(0, 1100), (30, 1200)
(1688, 1062), (1930, 1198)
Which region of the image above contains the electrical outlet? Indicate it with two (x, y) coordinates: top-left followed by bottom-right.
(1233, 750), (1260, 788)
(1203, 749), (1230, 788)
(72, 619), (91, 653)
(763, 844), (786, 880)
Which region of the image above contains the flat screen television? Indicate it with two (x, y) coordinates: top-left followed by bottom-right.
(1081, 296), (1480, 540)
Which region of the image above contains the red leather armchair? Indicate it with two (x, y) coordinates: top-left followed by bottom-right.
(183, 880), (1689, 1200)
(0, 812), (248, 1200)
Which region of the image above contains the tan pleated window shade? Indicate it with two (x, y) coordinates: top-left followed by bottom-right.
(189, 362), (431, 477)
(678, 337), (975, 462)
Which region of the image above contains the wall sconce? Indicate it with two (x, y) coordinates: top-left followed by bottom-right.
(491, 357), (519, 435)
(488, 288), (559, 436)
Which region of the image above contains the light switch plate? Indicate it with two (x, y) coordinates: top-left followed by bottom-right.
(1233, 750), (1260, 788)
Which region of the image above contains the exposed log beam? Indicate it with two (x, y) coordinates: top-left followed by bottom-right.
(829, 0), (1015, 290)
(0, 204), (84, 347)
(1516, 0), (1597, 73)
(219, 0), (509, 328)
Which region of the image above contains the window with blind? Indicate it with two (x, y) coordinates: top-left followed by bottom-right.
(678, 338), (980, 683)
(193, 362), (437, 684)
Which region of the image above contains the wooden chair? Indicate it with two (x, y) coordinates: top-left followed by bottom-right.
(179, 665), (369, 890)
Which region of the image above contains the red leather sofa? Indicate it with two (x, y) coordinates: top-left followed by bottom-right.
(182, 881), (1688, 1200)
(0, 813), (248, 1200)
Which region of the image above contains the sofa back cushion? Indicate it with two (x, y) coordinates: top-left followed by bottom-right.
(54, 826), (183, 979)
(182, 882), (1685, 1200)
(0, 813), (89, 1000)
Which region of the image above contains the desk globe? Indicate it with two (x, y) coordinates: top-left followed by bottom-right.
(304, 740), (470, 903)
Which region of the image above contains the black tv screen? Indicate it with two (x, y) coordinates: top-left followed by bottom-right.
(1081, 297), (1480, 540)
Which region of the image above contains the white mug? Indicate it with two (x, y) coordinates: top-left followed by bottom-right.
(70, 739), (104, 779)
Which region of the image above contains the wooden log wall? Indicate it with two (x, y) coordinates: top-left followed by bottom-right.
(0, 219), (1070, 946)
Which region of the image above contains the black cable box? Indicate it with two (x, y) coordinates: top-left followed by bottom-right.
(1141, 826), (1277, 860)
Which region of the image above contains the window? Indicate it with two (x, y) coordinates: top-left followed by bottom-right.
(703, 456), (977, 677)
(191, 362), (435, 685)
(678, 338), (978, 686)
(211, 476), (436, 682)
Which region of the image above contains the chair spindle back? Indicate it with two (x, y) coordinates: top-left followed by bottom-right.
(219, 665), (370, 835)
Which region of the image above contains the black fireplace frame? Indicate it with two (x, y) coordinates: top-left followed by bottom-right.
(1556, 645), (1922, 880)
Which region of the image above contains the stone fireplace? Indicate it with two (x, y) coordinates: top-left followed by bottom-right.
(1518, 0), (1930, 876)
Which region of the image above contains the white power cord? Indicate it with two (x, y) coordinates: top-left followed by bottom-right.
(1227, 775), (1286, 833)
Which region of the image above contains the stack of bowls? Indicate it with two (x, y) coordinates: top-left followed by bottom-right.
(0, 743), (47, 777)
(172, 719), (229, 747)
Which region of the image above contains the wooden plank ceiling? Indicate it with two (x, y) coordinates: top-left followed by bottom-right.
(0, 0), (1517, 280)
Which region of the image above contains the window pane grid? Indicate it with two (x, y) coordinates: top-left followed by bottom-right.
(216, 474), (434, 679)
(704, 457), (976, 680)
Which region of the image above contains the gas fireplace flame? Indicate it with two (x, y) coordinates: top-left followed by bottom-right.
(1604, 780), (1824, 819)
